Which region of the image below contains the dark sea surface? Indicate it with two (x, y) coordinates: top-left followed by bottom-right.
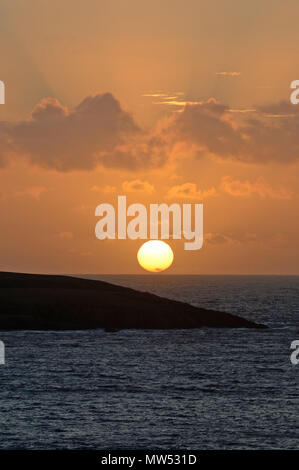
(0, 275), (298, 449)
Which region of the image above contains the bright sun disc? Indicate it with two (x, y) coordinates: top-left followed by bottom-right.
(137, 240), (174, 273)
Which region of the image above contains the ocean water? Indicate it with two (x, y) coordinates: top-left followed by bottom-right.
(0, 275), (298, 449)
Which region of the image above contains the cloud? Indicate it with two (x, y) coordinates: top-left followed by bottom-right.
(99, 133), (169, 170)
(221, 176), (293, 199)
(90, 184), (116, 193)
(57, 231), (73, 240)
(216, 72), (241, 77)
(238, 101), (299, 163)
(165, 177), (293, 201)
(155, 100), (188, 107)
(168, 98), (244, 159)
(166, 182), (217, 200)
(15, 186), (46, 200)
(142, 93), (170, 98)
(0, 122), (11, 168)
(228, 108), (256, 113)
(1, 94), (299, 172)
(122, 179), (155, 194)
(168, 98), (299, 164)
(205, 232), (257, 245)
(102, 185), (117, 193)
(205, 231), (291, 245)
(1, 93), (140, 171)
(143, 90), (202, 108)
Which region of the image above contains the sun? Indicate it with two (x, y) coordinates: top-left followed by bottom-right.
(137, 240), (174, 273)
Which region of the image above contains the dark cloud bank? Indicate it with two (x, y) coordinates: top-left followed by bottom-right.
(0, 93), (298, 171)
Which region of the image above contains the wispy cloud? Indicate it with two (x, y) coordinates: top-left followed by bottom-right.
(216, 71), (241, 77)
(57, 231), (73, 240)
(221, 176), (293, 200)
(143, 90), (190, 108)
(166, 182), (217, 200)
(122, 179), (155, 194)
(154, 100), (188, 107)
(91, 185), (116, 193)
(142, 93), (169, 98)
(228, 108), (256, 113)
(15, 186), (46, 200)
(205, 232), (257, 245)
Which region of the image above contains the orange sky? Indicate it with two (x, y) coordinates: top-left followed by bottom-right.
(0, 0), (298, 274)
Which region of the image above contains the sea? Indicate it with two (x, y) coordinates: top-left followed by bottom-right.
(0, 275), (298, 450)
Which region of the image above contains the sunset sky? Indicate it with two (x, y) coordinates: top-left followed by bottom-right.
(0, 0), (298, 274)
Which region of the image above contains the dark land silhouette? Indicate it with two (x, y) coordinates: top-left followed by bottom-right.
(0, 272), (267, 330)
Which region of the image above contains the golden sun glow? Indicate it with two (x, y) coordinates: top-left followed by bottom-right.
(137, 240), (174, 273)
